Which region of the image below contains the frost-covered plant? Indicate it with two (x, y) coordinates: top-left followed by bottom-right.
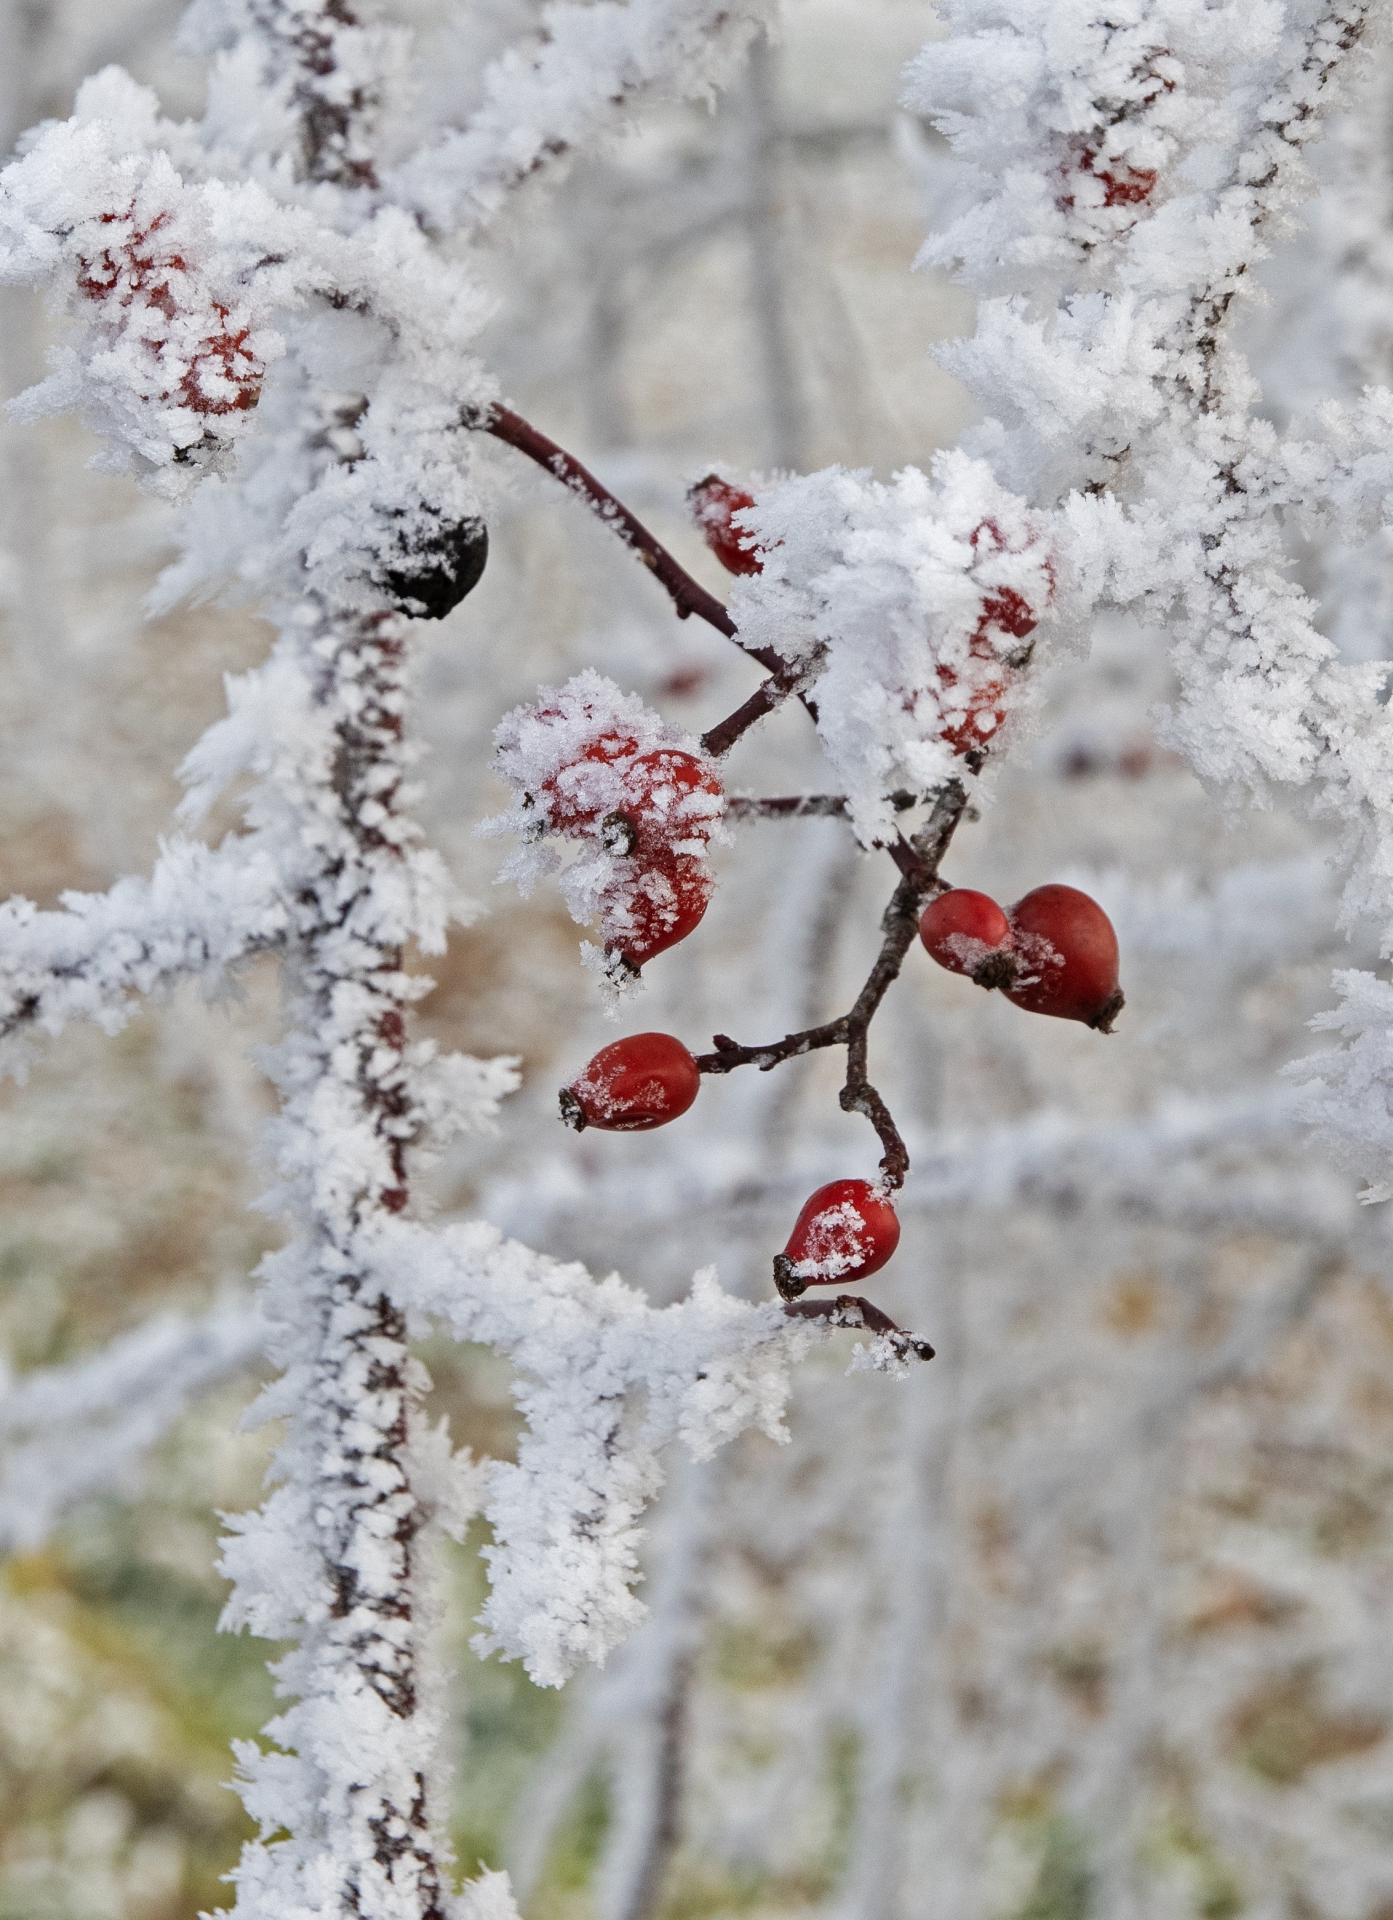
(0, 0), (938, 1914)
(1, 0), (1391, 1916)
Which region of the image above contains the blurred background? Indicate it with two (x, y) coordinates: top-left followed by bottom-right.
(3, 4), (1393, 1917)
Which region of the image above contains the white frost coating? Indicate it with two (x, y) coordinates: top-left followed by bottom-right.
(0, 1299), (267, 1553)
(389, 0), (772, 232)
(0, 833), (289, 1058)
(373, 1224), (811, 1686)
(727, 459), (1055, 846)
(455, 1869), (524, 1920)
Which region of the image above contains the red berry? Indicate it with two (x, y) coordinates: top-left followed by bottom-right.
(604, 851), (712, 970)
(772, 1179), (901, 1298)
(919, 889), (1016, 988)
(936, 659), (1010, 756)
(1003, 883), (1123, 1031)
(540, 732), (640, 833)
(978, 586), (1038, 641)
(541, 743), (722, 853)
(624, 749), (723, 854)
(689, 475), (761, 576)
(935, 590), (1040, 757)
(560, 1032), (700, 1132)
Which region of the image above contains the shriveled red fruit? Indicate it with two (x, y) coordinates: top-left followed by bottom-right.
(919, 889), (1017, 989)
(689, 475), (761, 576)
(560, 1032), (700, 1132)
(605, 852), (712, 971)
(772, 1179), (901, 1300)
(1003, 883), (1123, 1031)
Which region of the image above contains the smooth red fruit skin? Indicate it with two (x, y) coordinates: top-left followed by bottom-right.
(689, 476), (761, 576)
(1003, 883), (1123, 1030)
(606, 853), (712, 969)
(919, 890), (1014, 984)
(773, 1179), (901, 1297)
(561, 1032), (700, 1132)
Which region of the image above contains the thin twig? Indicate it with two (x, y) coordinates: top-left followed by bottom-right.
(726, 790), (918, 821)
(700, 668), (806, 758)
(784, 1294), (935, 1364)
(695, 781), (969, 1193)
(479, 405), (790, 673)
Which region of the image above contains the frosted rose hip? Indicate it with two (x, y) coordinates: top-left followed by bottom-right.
(1003, 883), (1124, 1031)
(688, 475), (761, 576)
(624, 749), (723, 854)
(919, 889), (1015, 988)
(605, 851), (712, 970)
(560, 1032), (701, 1132)
(772, 1178), (901, 1299)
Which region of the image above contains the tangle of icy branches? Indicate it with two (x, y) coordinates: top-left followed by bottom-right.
(0, 0), (874, 1912)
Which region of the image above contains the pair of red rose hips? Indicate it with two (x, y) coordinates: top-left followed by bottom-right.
(535, 728), (722, 969)
(919, 883), (1123, 1031)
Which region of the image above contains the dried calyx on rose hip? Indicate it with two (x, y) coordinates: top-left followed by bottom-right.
(379, 516), (489, 619)
(920, 883), (1124, 1032)
(560, 1031), (700, 1132)
(772, 1179), (901, 1301)
(688, 474), (762, 576)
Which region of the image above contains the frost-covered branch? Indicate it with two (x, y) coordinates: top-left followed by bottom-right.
(0, 834), (288, 1050)
(0, 1299), (267, 1554)
(390, 0), (772, 232)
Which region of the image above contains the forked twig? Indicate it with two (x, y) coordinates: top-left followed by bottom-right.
(695, 781), (969, 1187)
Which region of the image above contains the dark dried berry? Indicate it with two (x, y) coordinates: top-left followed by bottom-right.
(381, 518), (489, 620)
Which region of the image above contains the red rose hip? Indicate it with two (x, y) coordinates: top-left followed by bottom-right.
(688, 475), (762, 576)
(624, 748), (723, 854)
(605, 851), (712, 971)
(919, 889), (1016, 989)
(772, 1178), (901, 1300)
(540, 731), (640, 833)
(1003, 883), (1123, 1031)
(560, 1032), (701, 1132)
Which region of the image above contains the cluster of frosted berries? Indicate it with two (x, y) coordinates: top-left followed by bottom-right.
(558, 884), (1122, 1295)
(491, 678), (724, 973)
(919, 884), (1123, 1031)
(688, 481), (1044, 757)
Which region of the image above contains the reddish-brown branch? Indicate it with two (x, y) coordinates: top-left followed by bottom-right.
(725, 790), (918, 822)
(479, 405), (792, 673)
(699, 669), (807, 757)
(784, 1294), (935, 1363)
(695, 781), (969, 1190)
